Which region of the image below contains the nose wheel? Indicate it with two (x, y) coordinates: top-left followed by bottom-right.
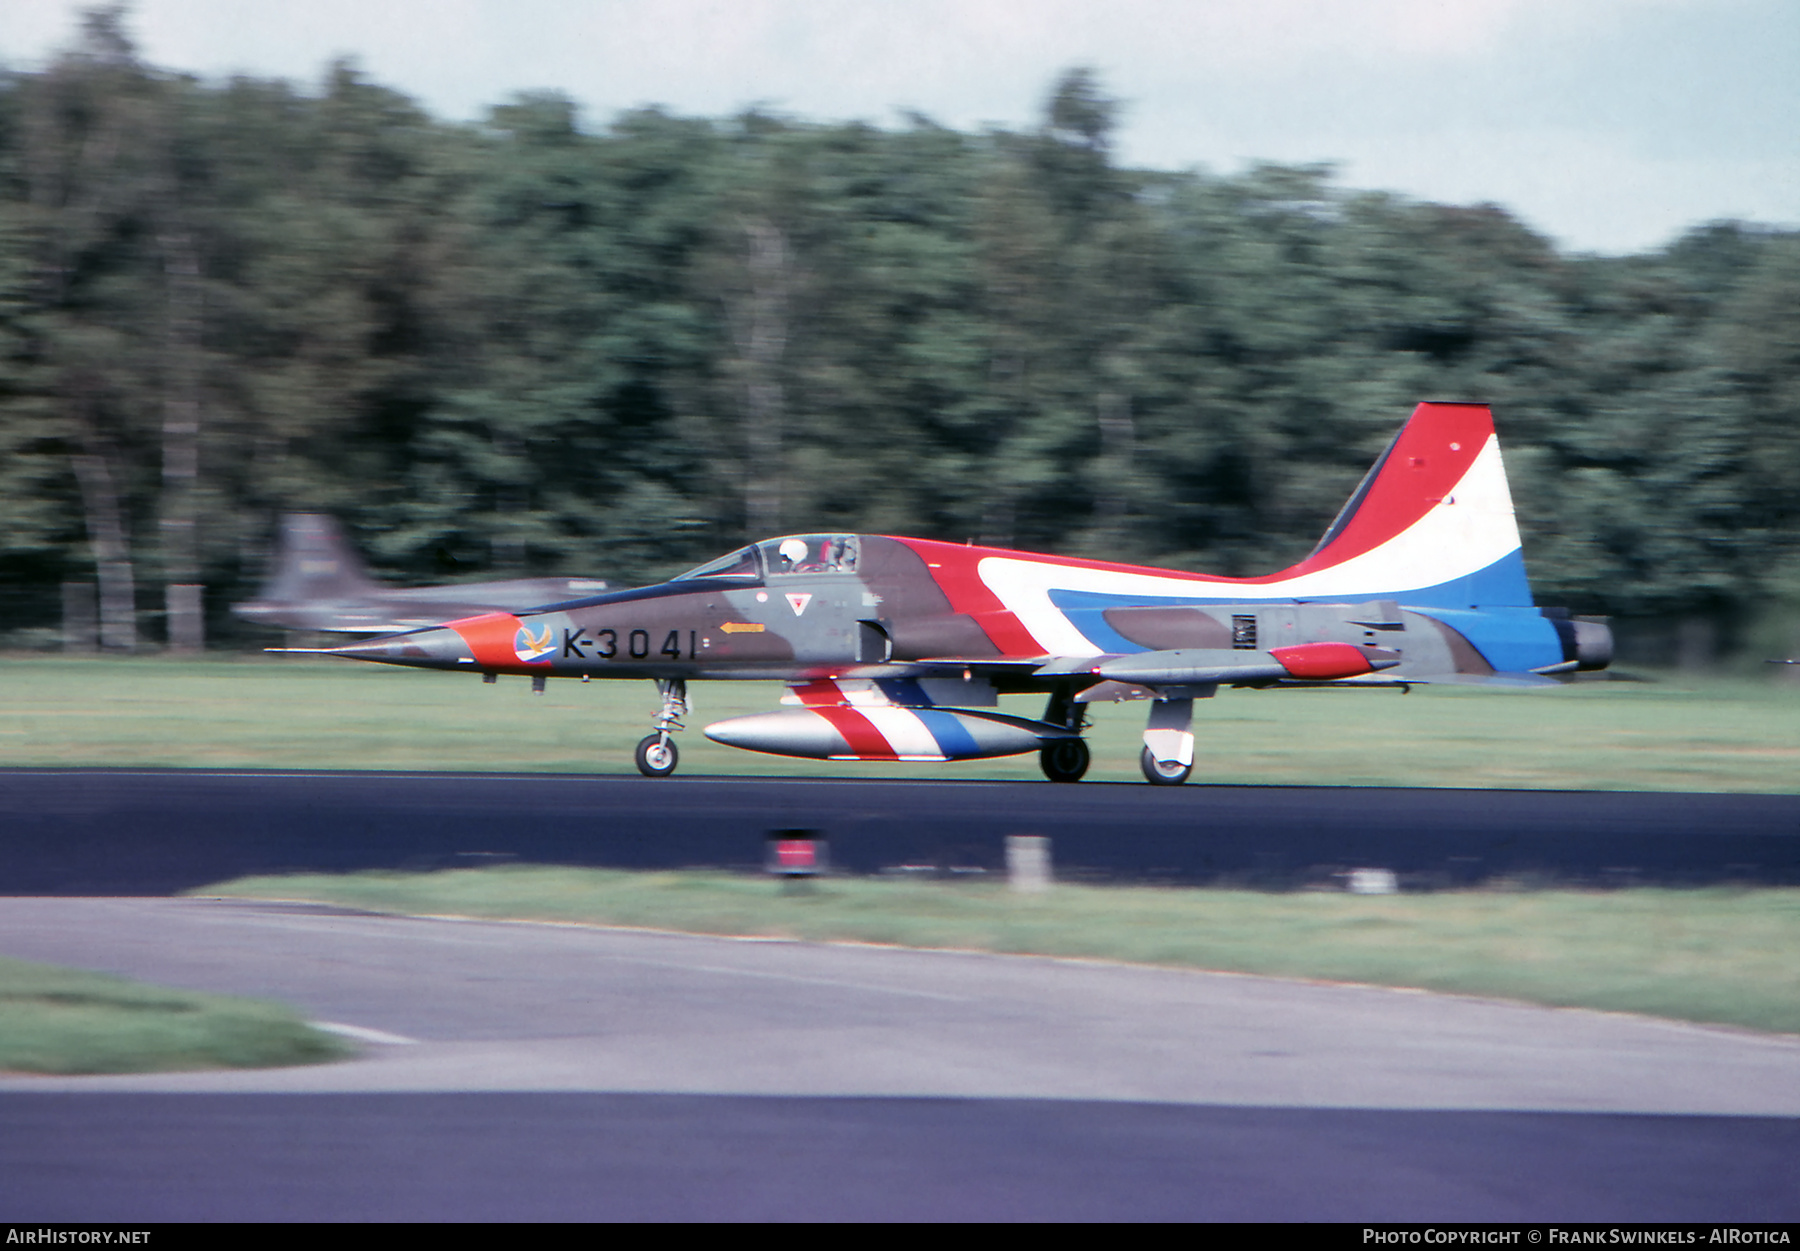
(635, 733), (679, 777)
(635, 679), (688, 777)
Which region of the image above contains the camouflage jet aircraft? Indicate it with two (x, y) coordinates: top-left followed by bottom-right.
(305, 402), (1612, 784)
(234, 513), (610, 634)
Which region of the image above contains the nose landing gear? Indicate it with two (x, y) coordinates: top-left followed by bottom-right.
(635, 734), (679, 777)
(636, 679), (688, 778)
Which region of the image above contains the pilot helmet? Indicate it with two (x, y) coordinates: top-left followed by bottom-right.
(777, 537), (809, 569)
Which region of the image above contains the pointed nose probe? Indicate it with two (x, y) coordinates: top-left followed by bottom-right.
(319, 627), (476, 669)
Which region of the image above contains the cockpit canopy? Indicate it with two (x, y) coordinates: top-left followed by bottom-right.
(670, 545), (760, 581)
(670, 534), (860, 583)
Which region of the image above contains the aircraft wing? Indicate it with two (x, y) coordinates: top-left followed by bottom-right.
(849, 641), (1397, 685)
(1023, 643), (1400, 689)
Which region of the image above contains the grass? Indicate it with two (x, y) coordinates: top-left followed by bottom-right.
(3, 654), (1800, 790)
(0, 955), (349, 1075)
(198, 866), (1800, 1036)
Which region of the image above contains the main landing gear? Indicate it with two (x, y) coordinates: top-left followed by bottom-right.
(636, 678), (687, 778)
(1139, 694), (1201, 785)
(1140, 746), (1192, 785)
(1038, 686), (1091, 783)
(1039, 737), (1090, 783)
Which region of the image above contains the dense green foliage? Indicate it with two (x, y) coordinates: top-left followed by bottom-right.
(3, 10), (1797, 653)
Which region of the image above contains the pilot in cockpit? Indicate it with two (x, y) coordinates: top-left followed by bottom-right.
(770, 535), (858, 575)
(776, 537), (811, 572)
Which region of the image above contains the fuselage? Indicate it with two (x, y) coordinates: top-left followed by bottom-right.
(310, 401), (1614, 784)
(329, 532), (1606, 683)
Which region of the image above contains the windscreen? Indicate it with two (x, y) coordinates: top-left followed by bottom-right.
(670, 545), (761, 581)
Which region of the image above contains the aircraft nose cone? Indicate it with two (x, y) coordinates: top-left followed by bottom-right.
(327, 627), (472, 668)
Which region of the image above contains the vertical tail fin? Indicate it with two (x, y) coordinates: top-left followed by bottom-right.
(252, 513), (382, 606)
(1278, 402), (1534, 608)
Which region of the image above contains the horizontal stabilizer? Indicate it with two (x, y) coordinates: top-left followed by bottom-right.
(1398, 671), (1563, 688)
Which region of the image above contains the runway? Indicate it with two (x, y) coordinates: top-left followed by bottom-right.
(3, 896), (1798, 1220)
(2, 770), (1797, 1220)
(3, 768), (1798, 891)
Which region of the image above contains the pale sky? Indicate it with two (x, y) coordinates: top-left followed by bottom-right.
(2, 0), (1794, 254)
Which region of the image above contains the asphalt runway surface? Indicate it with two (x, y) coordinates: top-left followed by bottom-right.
(2, 771), (1797, 1220)
(3, 768), (1798, 891)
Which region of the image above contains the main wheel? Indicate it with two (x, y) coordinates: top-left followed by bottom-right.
(1039, 737), (1090, 783)
(635, 734), (679, 778)
(1140, 746), (1192, 786)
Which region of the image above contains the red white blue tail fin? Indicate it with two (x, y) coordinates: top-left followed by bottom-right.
(919, 402), (1538, 660)
(1269, 401), (1533, 608)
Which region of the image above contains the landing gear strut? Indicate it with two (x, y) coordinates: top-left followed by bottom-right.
(636, 679), (687, 778)
(1038, 685), (1091, 783)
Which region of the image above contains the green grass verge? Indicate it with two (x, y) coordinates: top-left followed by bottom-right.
(6, 654), (1800, 790)
(0, 955), (350, 1075)
(198, 867), (1800, 1036)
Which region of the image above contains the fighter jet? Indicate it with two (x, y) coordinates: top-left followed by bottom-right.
(303, 402), (1612, 784)
(234, 513), (609, 634)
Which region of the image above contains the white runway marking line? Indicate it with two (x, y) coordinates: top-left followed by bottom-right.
(311, 1022), (420, 1046)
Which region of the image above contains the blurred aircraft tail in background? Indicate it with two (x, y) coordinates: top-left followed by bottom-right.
(234, 513), (609, 634)
(248, 514), (382, 606)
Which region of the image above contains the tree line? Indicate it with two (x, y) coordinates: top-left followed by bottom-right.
(2, 7), (1797, 656)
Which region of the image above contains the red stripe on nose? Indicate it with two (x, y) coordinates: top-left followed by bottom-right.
(445, 612), (529, 669)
